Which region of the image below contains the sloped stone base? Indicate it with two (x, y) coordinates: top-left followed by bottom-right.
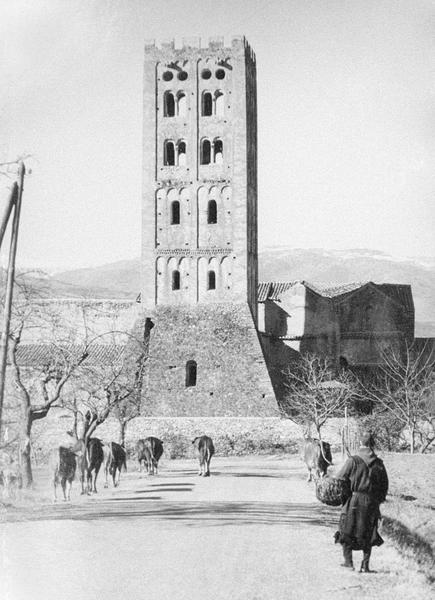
(136, 303), (278, 417)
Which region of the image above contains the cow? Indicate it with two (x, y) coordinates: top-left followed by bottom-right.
(303, 438), (332, 482)
(103, 441), (127, 488)
(73, 437), (105, 495)
(48, 445), (77, 502)
(192, 435), (215, 477)
(136, 437), (163, 475)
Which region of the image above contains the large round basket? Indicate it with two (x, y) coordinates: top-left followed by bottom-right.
(315, 476), (345, 507)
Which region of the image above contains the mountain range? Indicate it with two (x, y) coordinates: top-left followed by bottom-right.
(32, 247), (435, 336)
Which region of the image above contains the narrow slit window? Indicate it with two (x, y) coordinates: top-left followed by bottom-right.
(215, 91), (224, 117)
(207, 200), (217, 224)
(200, 139), (211, 165)
(164, 141), (175, 166)
(185, 360), (197, 387)
(164, 92), (175, 117)
(171, 201), (180, 225)
(214, 139), (223, 164)
(177, 140), (186, 166)
(202, 92), (213, 116)
(172, 270), (180, 290)
(177, 92), (187, 117)
(207, 270), (216, 290)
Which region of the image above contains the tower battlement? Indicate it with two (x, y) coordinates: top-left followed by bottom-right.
(143, 35), (255, 61)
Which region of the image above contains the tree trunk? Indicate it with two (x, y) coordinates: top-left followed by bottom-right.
(409, 424), (415, 455)
(119, 420), (127, 446)
(19, 410), (33, 488)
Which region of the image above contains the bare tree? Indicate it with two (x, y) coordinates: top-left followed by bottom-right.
(8, 329), (91, 487)
(281, 353), (358, 439)
(63, 330), (148, 446)
(360, 341), (435, 454)
(0, 273), (91, 486)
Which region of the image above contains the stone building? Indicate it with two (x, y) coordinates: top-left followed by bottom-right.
(139, 36), (277, 416)
(258, 280), (415, 399)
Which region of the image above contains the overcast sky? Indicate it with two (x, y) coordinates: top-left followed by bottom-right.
(1, 0), (434, 270)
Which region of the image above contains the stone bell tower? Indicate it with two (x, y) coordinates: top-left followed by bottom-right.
(140, 36), (277, 417)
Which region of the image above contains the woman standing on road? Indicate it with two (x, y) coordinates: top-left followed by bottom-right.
(335, 430), (389, 573)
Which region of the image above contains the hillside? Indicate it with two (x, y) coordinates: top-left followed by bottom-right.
(42, 248), (435, 336)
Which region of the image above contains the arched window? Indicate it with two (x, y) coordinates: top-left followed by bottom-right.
(177, 140), (186, 166)
(200, 139), (211, 165)
(177, 92), (187, 117)
(185, 360), (197, 387)
(164, 91), (175, 117)
(214, 139), (223, 164)
(202, 92), (213, 116)
(164, 140), (175, 166)
(207, 270), (216, 290)
(172, 270), (180, 290)
(207, 199), (217, 224)
(215, 91), (224, 117)
(171, 201), (180, 225)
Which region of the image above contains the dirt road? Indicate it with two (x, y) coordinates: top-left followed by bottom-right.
(0, 456), (431, 600)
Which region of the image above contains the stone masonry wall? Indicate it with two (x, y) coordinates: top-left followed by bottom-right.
(140, 303), (278, 417)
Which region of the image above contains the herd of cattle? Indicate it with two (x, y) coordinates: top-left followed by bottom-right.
(50, 434), (216, 502)
(0, 434), (332, 503)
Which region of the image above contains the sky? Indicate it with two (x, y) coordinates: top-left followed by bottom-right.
(0, 0), (434, 271)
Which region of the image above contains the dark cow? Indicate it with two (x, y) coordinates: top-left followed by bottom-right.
(73, 437), (104, 495)
(303, 439), (332, 482)
(136, 437), (163, 475)
(103, 441), (127, 487)
(192, 435), (215, 477)
(48, 446), (77, 502)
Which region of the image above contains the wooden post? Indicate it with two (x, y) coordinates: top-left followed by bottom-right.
(0, 162), (25, 443)
(0, 182), (18, 249)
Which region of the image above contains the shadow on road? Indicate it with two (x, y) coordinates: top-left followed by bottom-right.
(2, 500), (339, 529)
(212, 472), (284, 479)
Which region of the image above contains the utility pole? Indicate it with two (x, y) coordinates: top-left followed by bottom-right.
(0, 161), (25, 442)
(0, 182), (18, 249)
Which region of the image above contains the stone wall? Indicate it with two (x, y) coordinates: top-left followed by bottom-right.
(31, 411), (347, 463)
(140, 303), (278, 417)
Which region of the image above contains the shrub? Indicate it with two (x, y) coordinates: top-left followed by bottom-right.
(359, 413), (405, 451)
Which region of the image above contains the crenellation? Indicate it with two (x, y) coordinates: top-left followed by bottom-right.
(144, 35), (251, 59)
(208, 36), (224, 49)
(182, 36), (201, 49)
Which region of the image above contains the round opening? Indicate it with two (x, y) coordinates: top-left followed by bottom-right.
(201, 69), (212, 80)
(178, 71), (188, 81)
(163, 71), (173, 81)
(215, 69), (225, 80)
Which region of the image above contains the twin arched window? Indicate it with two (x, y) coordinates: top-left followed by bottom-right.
(171, 268), (216, 292)
(200, 138), (223, 165)
(164, 140), (187, 166)
(201, 91), (224, 117)
(164, 91), (187, 117)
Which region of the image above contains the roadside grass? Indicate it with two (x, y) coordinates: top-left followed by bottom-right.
(379, 453), (435, 582)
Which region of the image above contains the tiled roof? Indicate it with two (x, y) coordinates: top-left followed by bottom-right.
(14, 344), (125, 367)
(258, 281), (414, 311)
(304, 281), (366, 298)
(257, 280), (363, 301)
(257, 282), (299, 302)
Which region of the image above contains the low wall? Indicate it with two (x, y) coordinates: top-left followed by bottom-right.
(31, 413), (348, 463)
